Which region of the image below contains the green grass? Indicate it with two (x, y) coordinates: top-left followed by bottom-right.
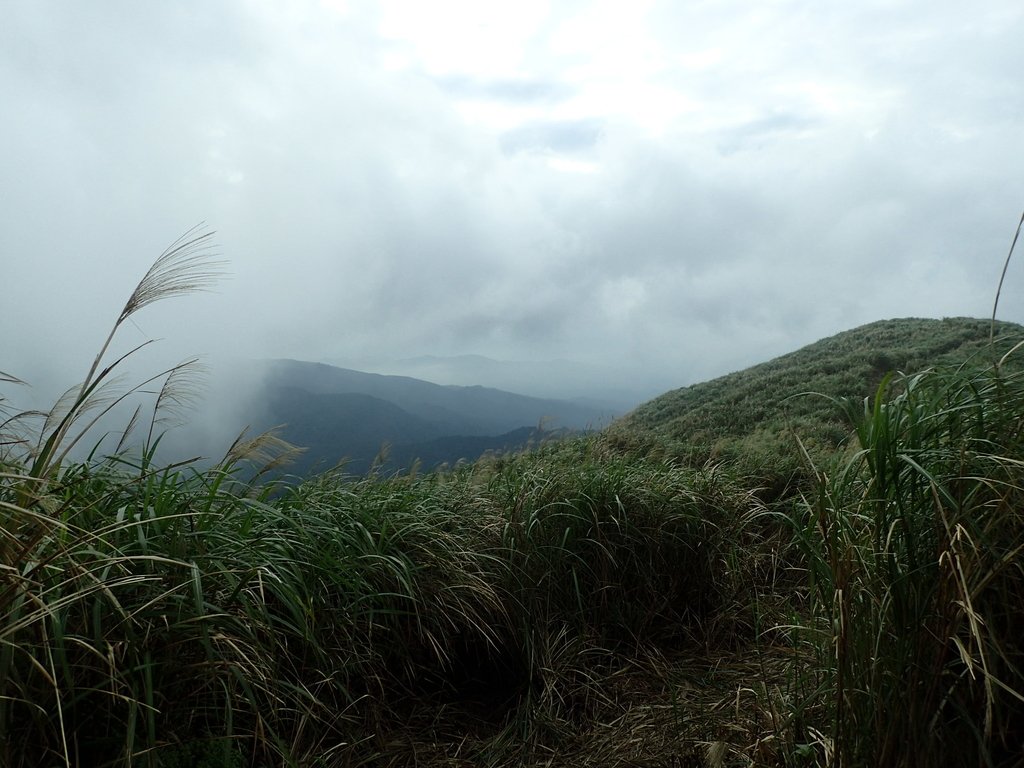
(0, 232), (756, 763)
(778, 358), (1024, 767)
(1, 432), (761, 766)
(617, 316), (1024, 499)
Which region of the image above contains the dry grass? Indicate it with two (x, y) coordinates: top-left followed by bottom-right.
(362, 641), (812, 768)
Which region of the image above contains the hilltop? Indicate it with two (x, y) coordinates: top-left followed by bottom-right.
(616, 317), (1024, 491)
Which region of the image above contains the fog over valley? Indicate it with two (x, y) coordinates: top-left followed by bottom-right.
(3, 1), (1024, 458)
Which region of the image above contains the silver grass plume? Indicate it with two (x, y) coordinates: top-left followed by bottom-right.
(24, 225), (225, 489)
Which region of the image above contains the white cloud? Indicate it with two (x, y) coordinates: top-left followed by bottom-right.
(377, 0), (550, 77)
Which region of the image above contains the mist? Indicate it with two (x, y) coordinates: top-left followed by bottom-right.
(3, 1), (1024, 453)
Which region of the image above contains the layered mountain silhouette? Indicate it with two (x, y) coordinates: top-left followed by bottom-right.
(246, 359), (616, 475)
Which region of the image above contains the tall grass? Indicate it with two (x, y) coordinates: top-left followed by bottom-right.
(0, 228), (752, 764)
(18, 224), (1024, 767)
(1, 436), (753, 765)
(786, 350), (1024, 766)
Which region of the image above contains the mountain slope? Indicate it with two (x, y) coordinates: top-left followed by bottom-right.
(263, 387), (441, 470)
(263, 359), (615, 434)
(259, 387), (560, 475)
(239, 359), (616, 475)
(616, 317), (1024, 489)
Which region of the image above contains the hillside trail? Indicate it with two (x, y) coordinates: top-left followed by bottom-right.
(375, 641), (806, 768)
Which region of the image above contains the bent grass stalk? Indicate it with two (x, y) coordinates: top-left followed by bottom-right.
(21, 226), (223, 500)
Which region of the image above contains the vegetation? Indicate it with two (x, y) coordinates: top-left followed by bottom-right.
(781, 360), (1024, 766)
(618, 316), (1024, 498)
(3, 230), (1024, 766)
(235, 359), (611, 476)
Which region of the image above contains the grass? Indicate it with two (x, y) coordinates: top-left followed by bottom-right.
(3, 226), (1024, 766)
(0, 230), (760, 763)
(1, 431), (761, 766)
(618, 316), (1024, 500)
(779, 359), (1024, 766)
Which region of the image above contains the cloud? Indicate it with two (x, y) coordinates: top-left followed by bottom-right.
(434, 75), (575, 104)
(715, 111), (820, 155)
(499, 118), (604, 155)
(2, 0), (1023, 421)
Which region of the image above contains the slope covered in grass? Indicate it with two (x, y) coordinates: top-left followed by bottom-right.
(7, 326), (1024, 767)
(8, 337), (1024, 767)
(617, 317), (1024, 493)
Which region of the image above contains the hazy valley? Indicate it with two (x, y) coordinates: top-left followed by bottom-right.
(162, 357), (623, 476)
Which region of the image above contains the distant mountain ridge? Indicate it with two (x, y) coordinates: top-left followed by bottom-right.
(336, 354), (665, 410)
(264, 358), (614, 431)
(247, 359), (617, 475)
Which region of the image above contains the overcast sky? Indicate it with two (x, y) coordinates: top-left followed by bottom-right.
(3, 0), (1024, 405)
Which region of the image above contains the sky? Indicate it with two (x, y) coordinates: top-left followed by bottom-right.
(3, 0), (1024, 409)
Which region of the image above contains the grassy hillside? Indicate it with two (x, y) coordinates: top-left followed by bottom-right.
(618, 317), (1024, 493)
(4, 237), (1024, 767)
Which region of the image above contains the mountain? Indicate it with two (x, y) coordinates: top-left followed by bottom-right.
(334, 354), (666, 411)
(616, 317), (1024, 493)
(245, 359), (616, 475)
(262, 359), (614, 430)
(262, 387), (439, 468)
